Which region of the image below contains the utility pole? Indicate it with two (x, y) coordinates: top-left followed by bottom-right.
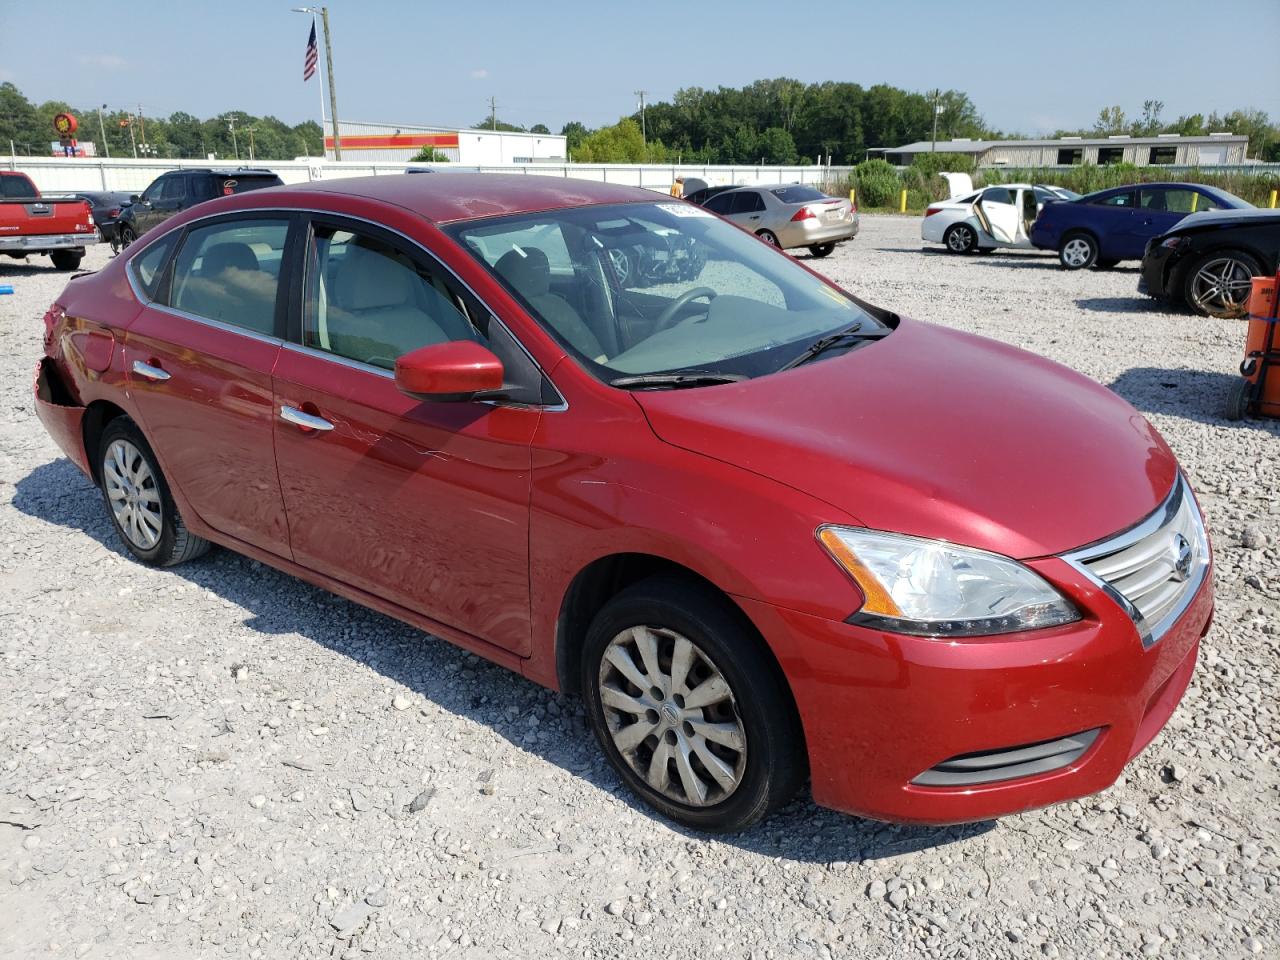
(138, 104), (147, 155)
(635, 89), (648, 146)
(125, 117), (137, 158)
(228, 115), (239, 160)
(489, 96), (497, 131)
(246, 127), (256, 162)
(97, 104), (110, 158)
(931, 89), (941, 152)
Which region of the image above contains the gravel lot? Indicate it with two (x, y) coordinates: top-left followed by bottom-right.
(1, 216), (1277, 960)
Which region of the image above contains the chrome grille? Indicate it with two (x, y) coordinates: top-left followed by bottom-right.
(1062, 475), (1209, 649)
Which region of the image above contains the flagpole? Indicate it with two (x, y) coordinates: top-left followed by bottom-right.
(314, 12), (327, 158)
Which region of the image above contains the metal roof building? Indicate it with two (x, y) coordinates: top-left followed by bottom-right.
(322, 120), (567, 164)
(869, 134), (1250, 168)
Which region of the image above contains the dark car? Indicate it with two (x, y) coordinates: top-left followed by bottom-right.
(73, 191), (134, 251)
(1030, 183), (1252, 270)
(1139, 208), (1280, 318)
(126, 168), (283, 239)
(684, 184), (741, 207)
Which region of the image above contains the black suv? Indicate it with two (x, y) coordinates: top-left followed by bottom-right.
(125, 168), (283, 240)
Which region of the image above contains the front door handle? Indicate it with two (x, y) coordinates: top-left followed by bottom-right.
(132, 360), (170, 382)
(280, 405), (334, 432)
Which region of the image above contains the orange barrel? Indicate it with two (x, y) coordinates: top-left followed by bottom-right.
(1244, 275), (1280, 416)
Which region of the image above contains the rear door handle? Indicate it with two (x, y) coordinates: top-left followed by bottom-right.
(280, 405), (334, 432)
(132, 360), (170, 382)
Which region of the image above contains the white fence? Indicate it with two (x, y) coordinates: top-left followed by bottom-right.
(5, 156), (855, 196)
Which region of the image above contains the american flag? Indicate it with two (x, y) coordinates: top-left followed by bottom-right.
(303, 23), (318, 82)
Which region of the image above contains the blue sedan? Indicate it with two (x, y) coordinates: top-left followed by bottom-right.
(1030, 183), (1253, 269)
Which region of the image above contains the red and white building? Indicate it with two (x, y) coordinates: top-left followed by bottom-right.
(324, 120), (567, 164)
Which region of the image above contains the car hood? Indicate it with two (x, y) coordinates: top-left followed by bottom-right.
(634, 318), (1178, 559)
(1169, 207), (1280, 233)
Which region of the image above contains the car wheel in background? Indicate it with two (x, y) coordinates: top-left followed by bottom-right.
(119, 224), (137, 250)
(1095, 259), (1120, 269)
(807, 243), (835, 258)
(98, 417), (211, 567)
(943, 223), (978, 254)
(757, 230), (780, 247)
(582, 576), (805, 832)
(1181, 250), (1261, 318)
(1059, 232), (1098, 270)
(50, 250), (83, 271)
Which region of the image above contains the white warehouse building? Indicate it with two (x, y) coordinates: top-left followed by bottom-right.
(323, 120), (567, 164)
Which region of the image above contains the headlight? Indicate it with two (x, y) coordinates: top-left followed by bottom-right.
(817, 526), (1080, 637)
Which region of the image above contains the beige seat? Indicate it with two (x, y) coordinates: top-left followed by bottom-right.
(327, 245), (452, 368)
(175, 242), (277, 335)
(495, 248), (603, 358)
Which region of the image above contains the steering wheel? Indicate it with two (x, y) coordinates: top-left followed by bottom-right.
(653, 286), (718, 333)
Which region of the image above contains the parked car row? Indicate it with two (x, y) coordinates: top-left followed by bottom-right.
(923, 178), (1278, 318)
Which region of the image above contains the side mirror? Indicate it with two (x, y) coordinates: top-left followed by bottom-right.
(130, 195), (141, 204)
(395, 340), (505, 402)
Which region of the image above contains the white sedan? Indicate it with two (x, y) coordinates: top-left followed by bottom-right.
(922, 183), (1080, 254)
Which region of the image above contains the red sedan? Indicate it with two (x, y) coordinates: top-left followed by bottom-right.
(34, 174), (1213, 831)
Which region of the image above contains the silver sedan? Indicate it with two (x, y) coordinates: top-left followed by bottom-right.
(701, 185), (858, 257)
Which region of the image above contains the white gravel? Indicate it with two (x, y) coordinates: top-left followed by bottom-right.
(1, 217), (1277, 959)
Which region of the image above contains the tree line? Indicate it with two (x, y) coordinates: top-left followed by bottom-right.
(0, 82), (322, 162)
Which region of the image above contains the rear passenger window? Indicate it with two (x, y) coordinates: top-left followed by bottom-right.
(169, 218), (289, 336)
(980, 188), (1015, 205)
(129, 233), (178, 301)
(303, 224), (480, 370)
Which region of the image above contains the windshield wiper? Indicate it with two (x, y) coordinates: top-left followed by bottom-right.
(609, 371), (748, 390)
(778, 322), (888, 371)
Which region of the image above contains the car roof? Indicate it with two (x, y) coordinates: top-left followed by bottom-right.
(258, 172), (660, 223)
(1172, 208), (1280, 230)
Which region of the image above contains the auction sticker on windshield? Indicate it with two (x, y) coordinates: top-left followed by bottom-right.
(657, 203), (713, 218)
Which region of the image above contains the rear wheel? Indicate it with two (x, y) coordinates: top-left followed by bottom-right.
(1095, 258), (1120, 269)
(98, 417), (211, 567)
(50, 250), (83, 271)
(807, 243), (835, 258)
(1059, 232), (1098, 270)
(757, 230), (780, 248)
(943, 223), (977, 254)
(582, 577), (805, 832)
(1182, 249), (1261, 318)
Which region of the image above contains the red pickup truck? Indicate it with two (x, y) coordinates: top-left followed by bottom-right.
(1, 171), (99, 270)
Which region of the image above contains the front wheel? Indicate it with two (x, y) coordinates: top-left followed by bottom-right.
(98, 417), (211, 566)
(50, 249), (83, 271)
(1225, 378), (1252, 421)
(582, 577), (805, 832)
(807, 243), (835, 258)
(1059, 232), (1098, 270)
(1182, 249), (1261, 318)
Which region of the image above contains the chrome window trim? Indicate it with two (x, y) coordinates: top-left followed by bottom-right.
(1060, 474), (1210, 649)
(150, 302), (285, 348)
(132, 205), (567, 411)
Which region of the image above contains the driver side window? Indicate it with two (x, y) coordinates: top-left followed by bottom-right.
(303, 223), (481, 370)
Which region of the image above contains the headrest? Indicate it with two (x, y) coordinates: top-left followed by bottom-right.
(495, 247), (550, 299)
(202, 242), (259, 276)
(336, 245), (412, 310)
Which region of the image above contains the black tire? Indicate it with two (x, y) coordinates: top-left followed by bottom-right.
(1180, 249), (1262, 319)
(97, 417), (211, 567)
(1095, 258), (1120, 269)
(50, 249), (83, 271)
(1059, 231), (1098, 270)
(757, 230), (780, 248)
(582, 576), (805, 833)
(119, 224), (137, 249)
(943, 223), (978, 254)
(807, 243), (835, 258)
(1224, 378), (1252, 421)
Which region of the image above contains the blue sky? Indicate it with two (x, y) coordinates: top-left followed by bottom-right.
(3, 0), (1278, 138)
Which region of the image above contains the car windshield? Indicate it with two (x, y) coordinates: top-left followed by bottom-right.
(447, 201), (885, 382)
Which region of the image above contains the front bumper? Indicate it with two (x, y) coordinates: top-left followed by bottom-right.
(1140, 245), (1176, 299)
(738, 557), (1213, 824)
(0, 230), (99, 252)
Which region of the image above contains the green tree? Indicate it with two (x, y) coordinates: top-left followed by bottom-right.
(473, 117), (525, 132)
(757, 127), (798, 164)
(1092, 105), (1128, 136)
(410, 147), (450, 162)
(529, 123), (550, 134)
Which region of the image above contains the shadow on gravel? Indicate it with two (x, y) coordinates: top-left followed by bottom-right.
(0, 261), (70, 278)
(1075, 297), (1167, 314)
(1109, 366), (1280, 432)
(13, 456), (995, 862)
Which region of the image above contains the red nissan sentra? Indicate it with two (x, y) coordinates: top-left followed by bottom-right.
(34, 174), (1213, 831)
